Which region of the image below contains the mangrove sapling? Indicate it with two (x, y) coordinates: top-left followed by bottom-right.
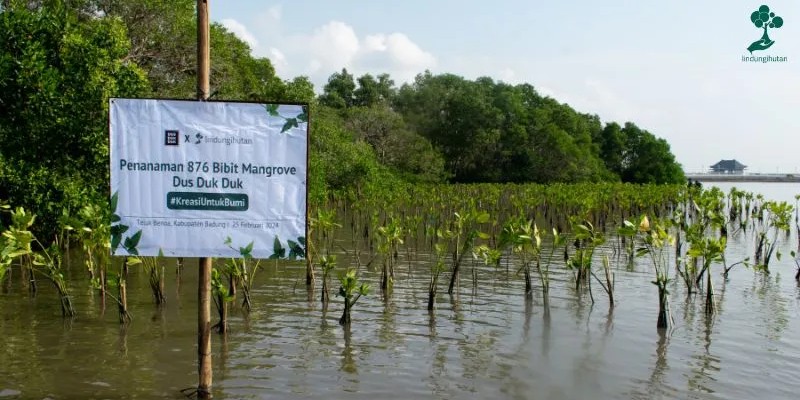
(680, 223), (704, 295)
(500, 217), (545, 298)
(636, 215), (675, 330)
(3, 205), (37, 295)
(446, 210), (490, 295)
(133, 250), (167, 305)
(376, 217), (404, 294)
(617, 219), (638, 268)
(722, 256), (750, 279)
(498, 217), (530, 296)
(211, 265), (234, 333)
(110, 270), (132, 324)
(226, 237), (260, 312)
(57, 211), (77, 273)
(594, 255), (615, 306)
(2, 207), (76, 317)
(688, 236), (725, 316)
(338, 268), (369, 326)
(319, 254), (336, 305)
(427, 242), (448, 311)
(760, 201), (793, 273)
(306, 208), (339, 287)
(566, 219), (606, 303)
(471, 242), (499, 293)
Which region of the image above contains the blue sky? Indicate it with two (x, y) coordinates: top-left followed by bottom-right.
(212, 1), (800, 174)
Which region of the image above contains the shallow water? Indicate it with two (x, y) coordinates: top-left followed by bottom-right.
(2, 183), (800, 400)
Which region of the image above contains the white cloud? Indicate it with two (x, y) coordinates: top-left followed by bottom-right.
(498, 68), (516, 83)
(366, 33), (436, 69)
(219, 12), (436, 89)
(355, 32), (436, 82)
(363, 34), (388, 52)
(220, 18), (258, 50)
(269, 47), (288, 75)
(304, 21), (361, 72)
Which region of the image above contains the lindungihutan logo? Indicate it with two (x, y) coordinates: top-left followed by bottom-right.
(742, 5), (788, 63)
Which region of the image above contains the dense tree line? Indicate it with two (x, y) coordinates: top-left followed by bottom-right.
(320, 69), (684, 185)
(0, 1), (685, 239)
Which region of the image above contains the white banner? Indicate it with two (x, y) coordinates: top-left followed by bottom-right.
(109, 98), (308, 259)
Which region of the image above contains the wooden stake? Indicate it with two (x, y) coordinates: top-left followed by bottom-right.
(197, 0), (212, 398)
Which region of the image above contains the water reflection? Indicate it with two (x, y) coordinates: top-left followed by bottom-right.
(687, 318), (719, 395)
(747, 274), (789, 344)
(340, 324), (358, 380)
(647, 329), (670, 397)
(1, 228), (800, 400)
(117, 325), (129, 358)
(523, 296), (533, 343)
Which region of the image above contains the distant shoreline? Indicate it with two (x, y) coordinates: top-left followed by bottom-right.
(686, 174), (800, 183)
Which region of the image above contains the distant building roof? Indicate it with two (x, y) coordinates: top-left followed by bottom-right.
(710, 159), (747, 171)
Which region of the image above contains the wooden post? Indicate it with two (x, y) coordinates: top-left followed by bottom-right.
(197, 1), (212, 399)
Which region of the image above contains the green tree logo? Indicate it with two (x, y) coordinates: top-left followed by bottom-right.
(748, 5), (784, 53)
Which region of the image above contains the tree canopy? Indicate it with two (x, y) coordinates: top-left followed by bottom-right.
(0, 0), (686, 239)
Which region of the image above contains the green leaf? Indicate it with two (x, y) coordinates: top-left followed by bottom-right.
(111, 234), (121, 252)
(111, 214), (121, 223)
(128, 230), (142, 248)
(281, 118), (299, 133)
(287, 239), (304, 259)
(272, 236), (285, 258)
(297, 112), (308, 123)
(111, 192), (119, 213)
(7, 250), (30, 258)
(110, 224), (129, 236)
(265, 104), (279, 116)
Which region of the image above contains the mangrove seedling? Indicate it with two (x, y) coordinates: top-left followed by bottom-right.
(211, 265), (234, 333)
(566, 219), (606, 303)
(2, 207), (75, 317)
(687, 236), (726, 316)
(308, 208), (342, 286)
(617, 219), (638, 268)
(319, 254), (337, 305)
(338, 268), (369, 326)
(376, 216), (404, 294)
(636, 215), (675, 330)
(757, 201), (793, 273)
(499, 217), (542, 298)
(76, 203), (112, 298)
(131, 250), (167, 306)
(224, 237), (260, 312)
(105, 267), (131, 324)
(427, 242), (448, 311)
(446, 209), (490, 295)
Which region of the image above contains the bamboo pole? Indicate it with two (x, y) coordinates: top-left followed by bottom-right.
(197, 0), (213, 398)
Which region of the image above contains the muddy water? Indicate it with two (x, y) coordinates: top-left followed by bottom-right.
(2, 197), (800, 399)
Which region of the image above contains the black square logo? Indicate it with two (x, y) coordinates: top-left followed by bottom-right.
(165, 130), (179, 146)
